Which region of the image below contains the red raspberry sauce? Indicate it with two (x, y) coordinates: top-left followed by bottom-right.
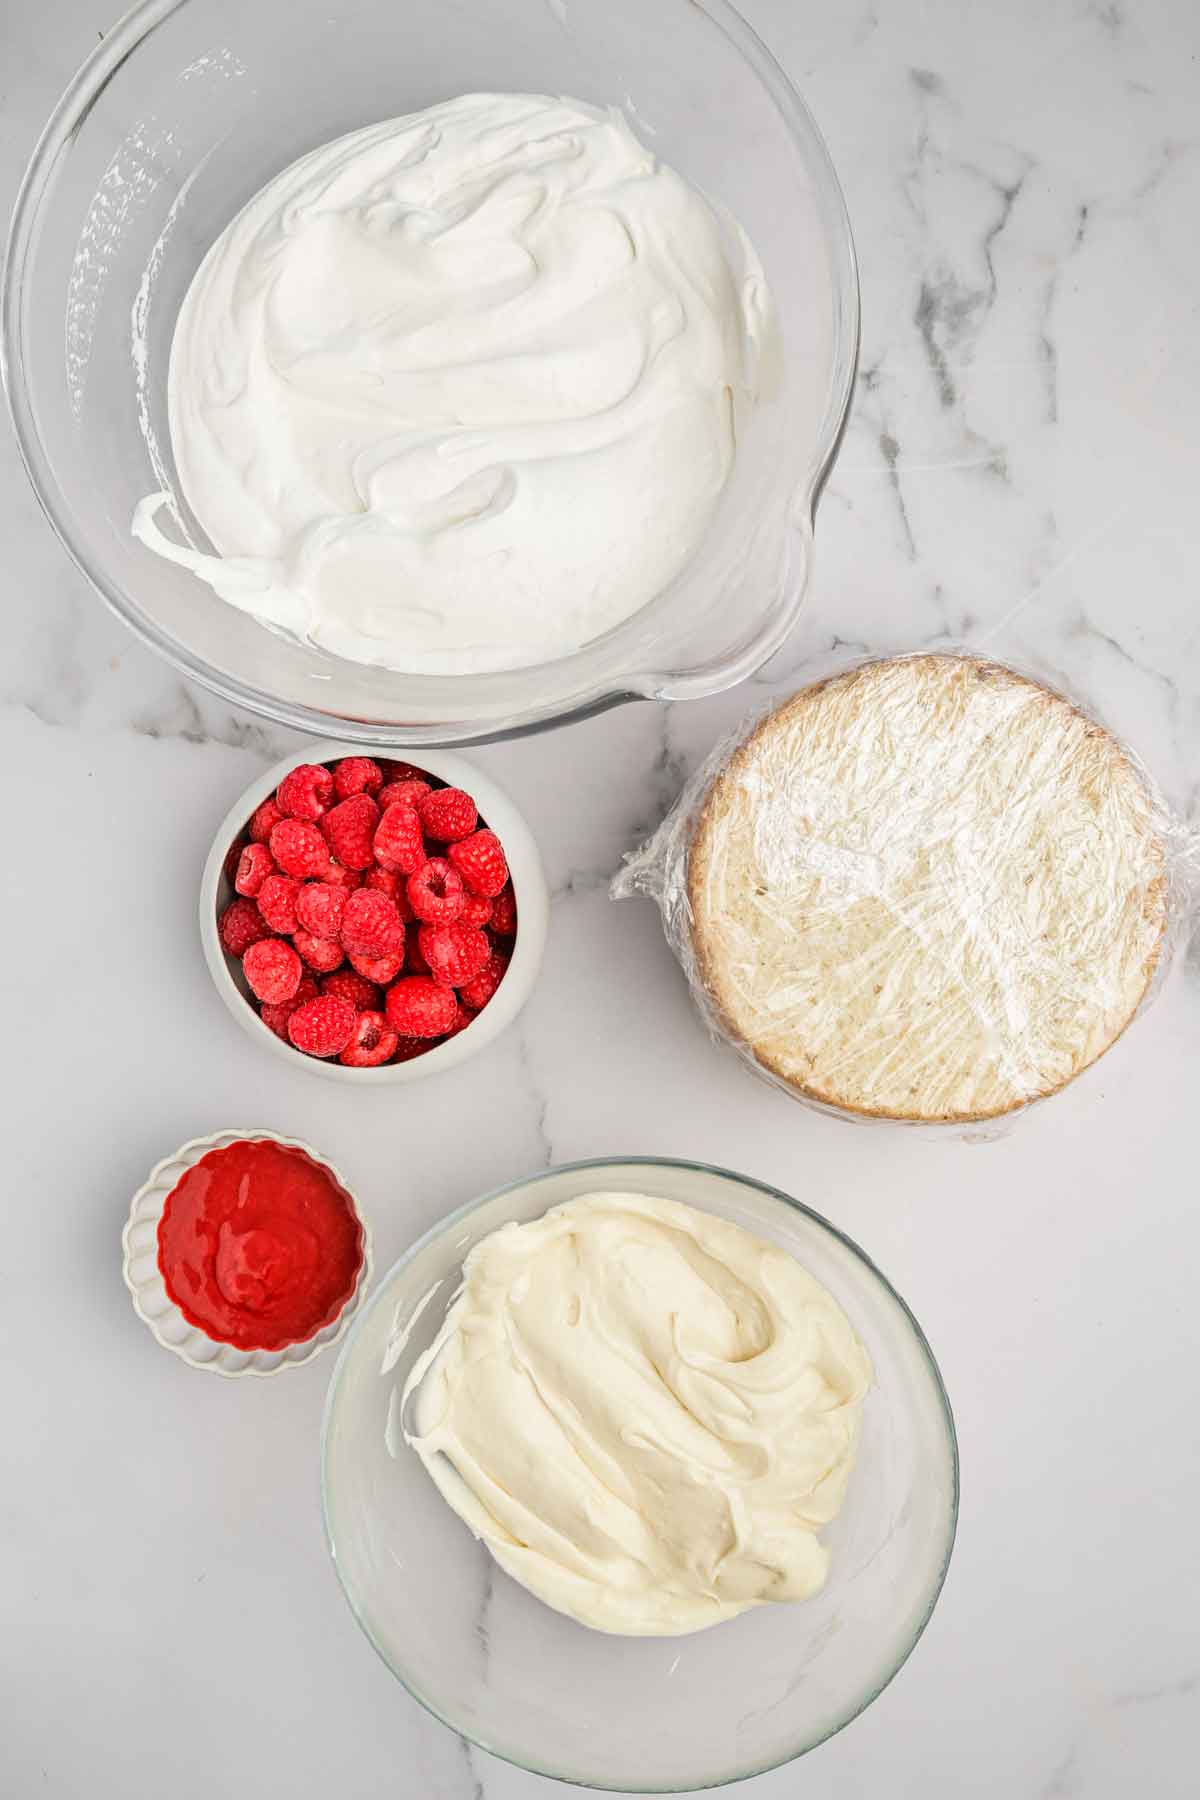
(157, 1141), (363, 1351)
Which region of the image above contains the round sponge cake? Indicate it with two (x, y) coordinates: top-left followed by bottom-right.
(687, 655), (1168, 1123)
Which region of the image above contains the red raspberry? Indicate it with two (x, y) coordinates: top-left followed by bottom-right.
(418, 787), (478, 842)
(347, 948), (404, 984)
(379, 760), (429, 784)
(277, 762), (334, 822)
(490, 883), (517, 937)
(443, 1001), (475, 1037)
(234, 842), (275, 899)
(256, 874), (304, 935)
(391, 1035), (432, 1063)
(243, 937), (303, 1004)
(293, 929), (345, 973)
(376, 778), (432, 813)
(223, 837), (246, 885)
(448, 830), (508, 898)
(322, 793), (380, 871)
(260, 975), (319, 1039)
(324, 861), (363, 892)
(404, 922), (429, 974)
(458, 892), (493, 928)
(459, 951), (509, 1011)
(338, 1011), (400, 1067)
(270, 819), (331, 880)
(418, 922), (491, 988)
(333, 757), (383, 800)
(374, 802), (425, 875)
(249, 796), (284, 844)
(322, 970), (382, 1012)
(295, 881), (347, 940)
(341, 887), (405, 957)
(363, 865), (404, 906)
(385, 977), (458, 1039)
(219, 897), (273, 958)
(287, 994), (357, 1058)
(407, 856), (465, 924)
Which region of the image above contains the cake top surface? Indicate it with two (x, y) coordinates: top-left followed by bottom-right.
(688, 655), (1167, 1122)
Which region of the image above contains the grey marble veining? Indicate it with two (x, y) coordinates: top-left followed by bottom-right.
(3, 2), (1199, 1798)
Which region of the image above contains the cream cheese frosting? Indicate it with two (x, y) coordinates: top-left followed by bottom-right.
(401, 1191), (871, 1636)
(134, 92), (770, 675)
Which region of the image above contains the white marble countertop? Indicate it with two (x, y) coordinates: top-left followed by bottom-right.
(3, 2), (1199, 1795)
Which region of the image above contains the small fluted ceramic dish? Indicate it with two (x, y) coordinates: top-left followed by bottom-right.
(199, 745), (548, 1083)
(123, 1129), (372, 1376)
(3, 0), (857, 745)
(322, 1157), (958, 1790)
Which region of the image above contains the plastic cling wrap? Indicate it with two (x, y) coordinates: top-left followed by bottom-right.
(613, 653), (1198, 1129)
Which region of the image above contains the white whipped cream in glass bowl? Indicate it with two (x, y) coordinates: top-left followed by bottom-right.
(135, 94), (772, 677)
(5, 0), (858, 744)
(322, 1157), (957, 1790)
(401, 1189), (871, 1636)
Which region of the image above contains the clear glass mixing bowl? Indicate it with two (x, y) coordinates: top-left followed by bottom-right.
(322, 1158), (958, 1790)
(2, 0), (858, 745)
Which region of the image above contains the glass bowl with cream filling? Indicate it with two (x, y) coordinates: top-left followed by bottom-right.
(5, 0), (857, 745)
(321, 1158), (958, 1789)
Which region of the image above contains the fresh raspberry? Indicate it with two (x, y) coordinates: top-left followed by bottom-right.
(223, 838), (246, 885)
(270, 819), (331, 880)
(234, 842), (276, 899)
(459, 951), (509, 1011)
(287, 995), (357, 1058)
(219, 897), (273, 958)
(249, 796), (284, 844)
(377, 778), (432, 813)
(322, 793), (380, 871)
(293, 929), (345, 973)
(341, 887), (405, 957)
(385, 977), (459, 1039)
(404, 922), (430, 975)
(324, 861), (364, 892)
(443, 1001), (475, 1037)
(256, 874), (304, 935)
(490, 883), (517, 937)
(295, 881), (347, 940)
(379, 760), (429, 784)
(260, 975), (318, 1040)
(374, 802), (426, 875)
(447, 829), (508, 898)
(243, 937), (303, 1004)
(322, 970), (382, 1012)
(333, 757), (383, 800)
(391, 1035), (433, 1063)
(277, 763), (334, 822)
(363, 865), (402, 904)
(418, 922), (491, 988)
(347, 948), (404, 984)
(418, 786), (478, 842)
(458, 892), (493, 928)
(407, 857), (465, 924)
(338, 1011), (400, 1067)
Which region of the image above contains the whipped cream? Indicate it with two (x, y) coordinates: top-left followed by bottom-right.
(401, 1191), (870, 1636)
(134, 93), (770, 674)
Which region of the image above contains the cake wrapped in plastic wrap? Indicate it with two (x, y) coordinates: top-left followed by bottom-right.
(614, 653), (1197, 1128)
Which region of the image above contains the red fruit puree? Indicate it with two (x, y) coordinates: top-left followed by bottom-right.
(157, 1140), (363, 1350)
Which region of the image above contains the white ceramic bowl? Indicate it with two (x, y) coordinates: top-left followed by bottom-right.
(200, 746), (548, 1083)
(122, 1129), (373, 1376)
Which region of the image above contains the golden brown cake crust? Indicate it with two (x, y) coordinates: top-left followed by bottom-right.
(686, 655), (1167, 1123)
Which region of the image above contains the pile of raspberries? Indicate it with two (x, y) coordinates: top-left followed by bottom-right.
(218, 758), (515, 1066)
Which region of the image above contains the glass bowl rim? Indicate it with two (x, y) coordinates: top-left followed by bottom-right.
(1, 0), (860, 748)
(320, 1153), (960, 1791)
